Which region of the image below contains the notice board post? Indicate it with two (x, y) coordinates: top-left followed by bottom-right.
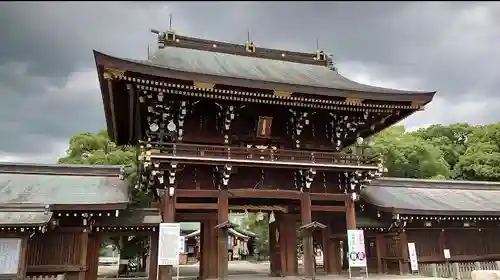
(347, 229), (368, 279)
(158, 223), (181, 280)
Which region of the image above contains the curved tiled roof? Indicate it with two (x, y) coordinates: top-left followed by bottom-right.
(147, 47), (430, 96)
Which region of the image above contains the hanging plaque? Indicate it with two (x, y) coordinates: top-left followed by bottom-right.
(0, 238), (22, 275)
(257, 116), (273, 138)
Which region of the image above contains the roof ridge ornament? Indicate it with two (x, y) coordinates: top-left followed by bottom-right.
(150, 28), (178, 49)
(245, 40), (256, 53)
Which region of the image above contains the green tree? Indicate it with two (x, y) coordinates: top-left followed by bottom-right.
(453, 123), (500, 181)
(369, 126), (451, 179)
(58, 130), (152, 273)
(413, 123), (473, 172)
(240, 213), (270, 258)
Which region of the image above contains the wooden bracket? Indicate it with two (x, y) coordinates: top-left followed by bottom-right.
(299, 221), (327, 233)
(193, 81), (215, 90)
(411, 100), (427, 110)
(273, 90), (292, 98)
(103, 68), (125, 80)
(214, 220), (232, 230)
(345, 97), (363, 105)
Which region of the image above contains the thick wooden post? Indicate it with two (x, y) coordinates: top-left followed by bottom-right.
(269, 220), (280, 276)
(85, 233), (101, 280)
(280, 214), (298, 276)
(149, 231), (159, 280)
(322, 223), (335, 274)
(159, 192), (176, 280)
(301, 192), (314, 279)
(399, 231), (409, 275)
(375, 234), (384, 274)
(345, 199), (356, 230)
(78, 231), (90, 280)
(270, 213), (298, 277)
(18, 236), (28, 280)
(332, 239), (342, 273)
(217, 190), (229, 280)
(200, 219), (218, 279)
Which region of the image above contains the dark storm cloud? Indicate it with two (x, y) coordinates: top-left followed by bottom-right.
(0, 2), (499, 161)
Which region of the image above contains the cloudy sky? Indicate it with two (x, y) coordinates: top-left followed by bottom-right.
(0, 2), (499, 163)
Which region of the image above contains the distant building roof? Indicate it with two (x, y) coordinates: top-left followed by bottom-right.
(97, 208), (161, 227)
(0, 162), (129, 210)
(0, 208), (53, 226)
(363, 177), (500, 216)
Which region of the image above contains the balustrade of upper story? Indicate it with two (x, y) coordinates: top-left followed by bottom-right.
(139, 96), (385, 167)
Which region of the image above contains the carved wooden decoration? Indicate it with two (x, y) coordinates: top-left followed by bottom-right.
(257, 116), (273, 138)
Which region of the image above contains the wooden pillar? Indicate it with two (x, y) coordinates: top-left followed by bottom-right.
(322, 224), (336, 274)
(217, 190), (229, 280)
(399, 231), (409, 275)
(345, 199), (356, 230)
(282, 214), (298, 276)
(159, 192), (176, 280)
(438, 229), (446, 259)
(269, 219), (280, 276)
(149, 231), (159, 280)
(332, 239), (342, 273)
(270, 213), (298, 277)
(375, 234), (384, 274)
(78, 232), (90, 280)
(85, 233), (101, 280)
(200, 219), (218, 280)
(18, 236), (28, 280)
(301, 192), (314, 279)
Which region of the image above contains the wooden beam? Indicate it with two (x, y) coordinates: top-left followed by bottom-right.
(176, 189), (218, 198)
(27, 265), (86, 273)
(176, 189), (346, 201)
(127, 84), (135, 143)
(228, 189), (300, 199)
(310, 193), (346, 201)
(176, 203), (218, 210)
(311, 205), (345, 212)
(106, 79), (119, 144)
(176, 212), (216, 221)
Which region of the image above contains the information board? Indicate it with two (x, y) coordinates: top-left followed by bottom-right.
(347, 229), (367, 268)
(158, 223), (181, 266)
(0, 238), (22, 275)
(407, 242), (419, 272)
(178, 236), (185, 254)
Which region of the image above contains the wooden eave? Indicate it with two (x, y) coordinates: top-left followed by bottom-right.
(370, 205), (500, 217)
(51, 203), (129, 211)
(0, 162), (124, 177)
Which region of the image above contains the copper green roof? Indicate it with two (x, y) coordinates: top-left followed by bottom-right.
(0, 209), (53, 226)
(98, 208), (161, 226)
(363, 177), (500, 216)
(0, 163), (128, 209)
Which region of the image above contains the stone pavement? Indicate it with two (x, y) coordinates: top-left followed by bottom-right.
(98, 261), (451, 280)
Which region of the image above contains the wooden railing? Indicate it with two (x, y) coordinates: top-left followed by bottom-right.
(150, 143), (379, 167)
(420, 261), (500, 279)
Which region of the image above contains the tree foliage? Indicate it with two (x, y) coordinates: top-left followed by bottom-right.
(240, 213), (270, 257)
(58, 130), (152, 270)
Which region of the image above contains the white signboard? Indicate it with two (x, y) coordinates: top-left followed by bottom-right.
(347, 229), (367, 268)
(158, 223), (181, 266)
(407, 242), (419, 272)
(179, 236), (185, 254)
(443, 249), (451, 259)
(0, 238), (22, 275)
